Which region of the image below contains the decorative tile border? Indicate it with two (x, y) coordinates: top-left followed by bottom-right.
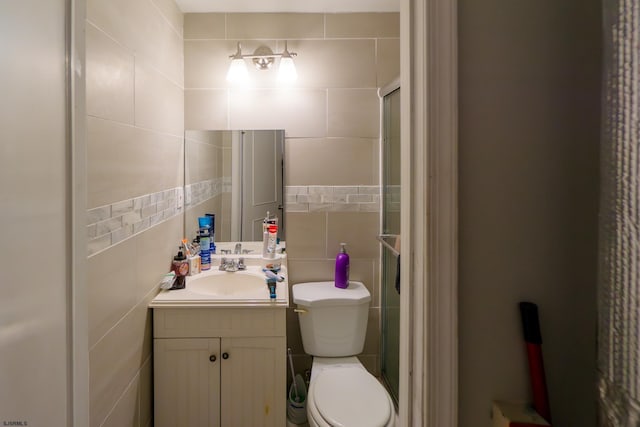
(86, 187), (184, 257)
(285, 185), (381, 212)
(87, 183), (380, 256)
(184, 177), (230, 208)
(384, 184), (401, 213)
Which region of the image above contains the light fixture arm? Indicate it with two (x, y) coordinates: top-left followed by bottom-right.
(228, 41), (297, 61)
(227, 41), (298, 82)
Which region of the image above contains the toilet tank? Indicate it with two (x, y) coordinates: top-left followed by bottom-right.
(292, 281), (371, 357)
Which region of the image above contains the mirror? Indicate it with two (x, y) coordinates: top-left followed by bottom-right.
(184, 129), (285, 244)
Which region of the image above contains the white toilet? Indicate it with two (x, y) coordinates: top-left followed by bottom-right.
(292, 281), (396, 427)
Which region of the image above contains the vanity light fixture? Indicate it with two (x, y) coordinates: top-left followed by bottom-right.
(226, 42), (298, 84)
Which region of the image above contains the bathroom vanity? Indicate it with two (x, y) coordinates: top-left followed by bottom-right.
(150, 246), (288, 427)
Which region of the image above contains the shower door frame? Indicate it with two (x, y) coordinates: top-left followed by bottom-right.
(398, 0), (458, 426)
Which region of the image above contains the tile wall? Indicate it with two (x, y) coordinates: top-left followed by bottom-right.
(183, 12), (400, 377)
(184, 129), (231, 241)
(85, 0), (184, 425)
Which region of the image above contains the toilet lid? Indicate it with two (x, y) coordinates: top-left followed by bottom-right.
(313, 367), (391, 427)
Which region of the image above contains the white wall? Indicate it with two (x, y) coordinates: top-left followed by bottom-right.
(0, 0), (70, 425)
(458, 0), (601, 425)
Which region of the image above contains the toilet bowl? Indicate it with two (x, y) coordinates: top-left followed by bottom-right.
(292, 282), (396, 427)
(306, 357), (395, 427)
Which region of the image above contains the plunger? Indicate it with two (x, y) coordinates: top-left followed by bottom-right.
(519, 302), (551, 423)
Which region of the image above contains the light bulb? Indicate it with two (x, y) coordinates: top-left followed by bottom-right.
(227, 57), (249, 84)
(278, 56), (297, 83)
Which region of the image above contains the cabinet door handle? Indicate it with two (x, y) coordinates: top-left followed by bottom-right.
(209, 355), (217, 362)
(222, 352), (229, 360)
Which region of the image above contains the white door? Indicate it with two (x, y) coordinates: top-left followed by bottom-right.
(154, 338), (221, 427)
(240, 130), (284, 240)
(220, 337), (286, 427)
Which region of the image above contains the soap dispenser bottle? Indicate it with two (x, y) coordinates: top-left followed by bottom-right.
(334, 243), (350, 289)
(171, 247), (188, 289)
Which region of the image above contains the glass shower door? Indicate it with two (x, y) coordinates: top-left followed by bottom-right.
(380, 87), (401, 405)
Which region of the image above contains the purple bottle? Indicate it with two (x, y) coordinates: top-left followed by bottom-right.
(334, 243), (350, 289)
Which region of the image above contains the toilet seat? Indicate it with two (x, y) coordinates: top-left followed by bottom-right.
(308, 367), (393, 427)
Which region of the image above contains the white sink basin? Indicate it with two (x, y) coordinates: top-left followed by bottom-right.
(188, 271), (266, 297)
(149, 264), (288, 307)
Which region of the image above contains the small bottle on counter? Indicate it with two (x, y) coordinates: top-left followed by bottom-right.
(171, 247), (188, 289)
(199, 228), (211, 271)
(188, 254), (201, 276)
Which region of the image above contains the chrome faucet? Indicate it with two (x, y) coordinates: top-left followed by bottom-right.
(234, 243), (242, 254)
(218, 257), (246, 272)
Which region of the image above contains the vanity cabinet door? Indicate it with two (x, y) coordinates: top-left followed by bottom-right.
(154, 338), (221, 427)
(220, 336), (286, 427)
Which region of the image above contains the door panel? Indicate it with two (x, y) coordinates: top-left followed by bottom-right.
(154, 338), (221, 427)
(220, 336), (286, 427)
(241, 130), (284, 240)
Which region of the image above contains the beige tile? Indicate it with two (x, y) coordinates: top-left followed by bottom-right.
(130, 127), (184, 192)
(285, 212), (327, 258)
(185, 197), (220, 242)
(219, 193), (232, 241)
(86, 117), (131, 207)
(326, 212), (379, 259)
(135, 215), (183, 301)
(135, 59), (184, 137)
(88, 237), (138, 348)
(290, 355), (313, 383)
(284, 39), (376, 89)
(358, 354), (379, 376)
(349, 259), (378, 305)
(184, 13), (225, 39)
(185, 133), (224, 183)
(185, 89), (228, 129)
(286, 307), (305, 354)
(87, 117), (183, 208)
(152, 0), (184, 37)
(88, 0), (183, 85)
(145, 18), (184, 86)
(101, 373), (140, 427)
(377, 38), (400, 88)
(185, 40), (229, 88)
(325, 13), (400, 38)
(185, 129), (226, 145)
(363, 307), (380, 354)
(285, 138), (378, 185)
(89, 293), (154, 427)
(287, 259), (334, 284)
(327, 89), (380, 138)
(222, 145), (232, 176)
(227, 13), (324, 39)
(86, 23), (134, 124)
(139, 357), (153, 427)
(229, 89), (327, 138)
(87, 0), (140, 50)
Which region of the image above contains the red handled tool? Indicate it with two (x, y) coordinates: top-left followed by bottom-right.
(519, 302), (551, 423)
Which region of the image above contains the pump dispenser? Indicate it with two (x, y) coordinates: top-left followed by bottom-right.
(334, 243), (350, 289)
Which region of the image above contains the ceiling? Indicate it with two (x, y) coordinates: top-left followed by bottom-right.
(175, 0), (399, 13)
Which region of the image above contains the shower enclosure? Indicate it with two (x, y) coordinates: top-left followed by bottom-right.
(379, 82), (401, 406)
